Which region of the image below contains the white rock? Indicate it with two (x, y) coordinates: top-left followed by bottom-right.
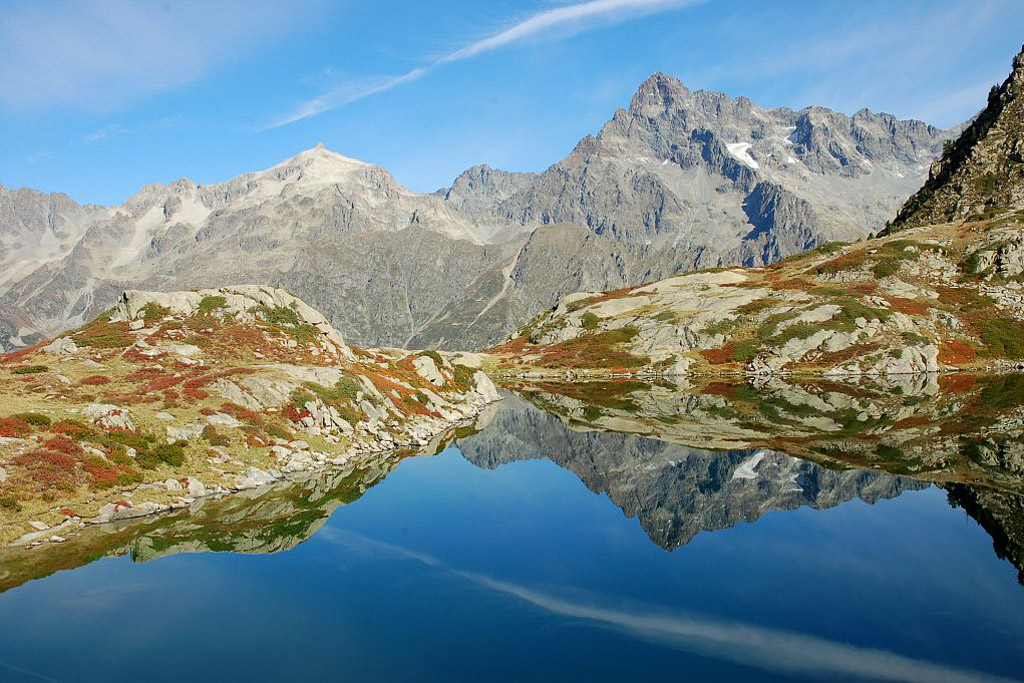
(167, 422), (204, 441)
(412, 355), (446, 386)
(29, 521), (48, 531)
(164, 478), (183, 491)
(42, 337), (78, 355)
(187, 479), (207, 497)
(82, 404), (134, 431)
(206, 412), (241, 427)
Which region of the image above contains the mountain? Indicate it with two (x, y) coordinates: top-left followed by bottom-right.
(0, 78), (953, 353)
(0, 285), (498, 547)
(492, 46), (1024, 379)
(890, 43), (1024, 229)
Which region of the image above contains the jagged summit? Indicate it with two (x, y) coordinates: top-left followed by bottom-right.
(890, 42), (1024, 229)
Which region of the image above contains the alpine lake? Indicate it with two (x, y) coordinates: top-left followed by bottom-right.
(1, 374), (1023, 682)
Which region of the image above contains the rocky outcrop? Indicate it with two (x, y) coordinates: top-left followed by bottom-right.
(0, 287), (500, 547)
(491, 209), (1024, 377)
(115, 285), (353, 360)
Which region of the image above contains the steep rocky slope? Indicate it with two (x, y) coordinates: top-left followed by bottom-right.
(0, 75), (951, 352)
(0, 286), (498, 547)
(890, 43), (1024, 229)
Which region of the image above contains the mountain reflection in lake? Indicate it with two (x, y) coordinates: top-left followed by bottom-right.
(0, 380), (1022, 682)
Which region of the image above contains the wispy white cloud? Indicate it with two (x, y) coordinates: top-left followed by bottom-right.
(320, 530), (1016, 683)
(0, 0), (322, 111)
(81, 123), (127, 145)
(263, 0), (704, 129)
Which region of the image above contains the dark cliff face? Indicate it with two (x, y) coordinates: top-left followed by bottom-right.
(455, 393), (924, 550)
(890, 43), (1024, 230)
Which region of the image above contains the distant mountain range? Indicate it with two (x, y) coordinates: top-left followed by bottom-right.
(0, 73), (954, 351)
(491, 43), (1024, 379)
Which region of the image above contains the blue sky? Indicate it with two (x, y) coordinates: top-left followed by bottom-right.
(1, 0), (1021, 206)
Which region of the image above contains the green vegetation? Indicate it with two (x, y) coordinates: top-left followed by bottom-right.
(140, 302), (171, 325)
(13, 412), (51, 427)
(419, 349), (445, 366)
(202, 425), (231, 447)
(581, 312), (601, 330)
(901, 331), (930, 346)
(11, 365), (48, 374)
(977, 318), (1024, 359)
(197, 295), (227, 315)
(703, 317), (739, 336)
(138, 442), (188, 469)
(257, 304), (318, 344)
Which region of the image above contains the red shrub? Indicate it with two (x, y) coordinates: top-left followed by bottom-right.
(699, 346), (737, 365)
(42, 435), (84, 456)
(51, 419), (93, 437)
(13, 449), (80, 488)
(79, 374), (111, 386)
(184, 387), (209, 401)
(143, 375), (181, 393)
(0, 417), (32, 438)
(939, 340), (977, 365)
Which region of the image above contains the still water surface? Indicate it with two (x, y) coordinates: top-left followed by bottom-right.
(0, 392), (1021, 682)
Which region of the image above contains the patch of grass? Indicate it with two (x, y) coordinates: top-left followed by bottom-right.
(735, 298), (774, 316)
(202, 425), (230, 447)
(703, 317), (739, 336)
(901, 331), (930, 346)
(766, 321), (821, 347)
(833, 300), (891, 330)
(731, 338), (760, 362)
(140, 302), (171, 325)
(197, 295), (227, 316)
(257, 304), (318, 345)
(976, 318), (1024, 359)
(11, 365), (48, 374)
(581, 312), (601, 330)
(138, 441), (187, 469)
(0, 496), (22, 512)
(13, 412), (51, 427)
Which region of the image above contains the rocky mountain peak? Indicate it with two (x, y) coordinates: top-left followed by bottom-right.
(630, 71), (692, 112)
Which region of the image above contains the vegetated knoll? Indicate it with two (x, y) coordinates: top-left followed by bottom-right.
(489, 209), (1024, 377)
(0, 285), (498, 548)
